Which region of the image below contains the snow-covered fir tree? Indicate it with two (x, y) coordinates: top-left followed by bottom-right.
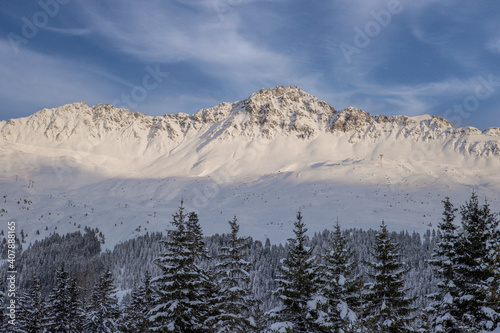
(454, 192), (500, 331)
(210, 216), (257, 332)
(15, 274), (47, 333)
(119, 270), (154, 333)
(3, 192), (498, 332)
(84, 269), (120, 333)
(186, 211), (206, 260)
(482, 225), (500, 329)
(149, 201), (214, 332)
(67, 276), (83, 331)
(0, 279), (6, 331)
(318, 221), (362, 333)
(45, 263), (83, 332)
(253, 301), (270, 333)
(269, 211), (324, 333)
(364, 221), (416, 333)
(186, 210), (220, 328)
(427, 197), (461, 333)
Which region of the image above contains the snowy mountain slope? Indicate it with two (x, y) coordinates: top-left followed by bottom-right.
(1, 170), (498, 248)
(0, 86), (499, 246)
(1, 85), (499, 180)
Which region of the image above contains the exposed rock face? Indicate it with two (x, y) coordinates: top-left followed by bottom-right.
(1, 85), (499, 157)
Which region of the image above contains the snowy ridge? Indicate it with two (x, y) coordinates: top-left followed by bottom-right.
(0, 86), (499, 246)
(0, 86), (499, 181)
(1, 85), (499, 152)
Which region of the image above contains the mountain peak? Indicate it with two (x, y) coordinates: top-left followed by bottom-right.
(247, 85), (310, 101)
(242, 85), (333, 114)
(0, 87), (498, 162)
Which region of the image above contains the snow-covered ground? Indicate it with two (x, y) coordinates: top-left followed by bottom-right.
(0, 165), (498, 248)
(0, 86), (499, 247)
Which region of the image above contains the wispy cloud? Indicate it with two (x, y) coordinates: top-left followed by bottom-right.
(42, 26), (93, 36)
(322, 75), (491, 118)
(0, 0), (498, 131)
(0, 39), (118, 114)
(74, 1), (290, 74)
(486, 38), (500, 54)
(66, 0), (308, 104)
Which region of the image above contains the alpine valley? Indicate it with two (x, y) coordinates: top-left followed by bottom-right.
(1, 85), (499, 246)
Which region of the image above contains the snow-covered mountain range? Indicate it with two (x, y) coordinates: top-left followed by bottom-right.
(0, 86), (499, 246)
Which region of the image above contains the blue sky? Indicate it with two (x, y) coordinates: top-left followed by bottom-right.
(1, 0), (499, 129)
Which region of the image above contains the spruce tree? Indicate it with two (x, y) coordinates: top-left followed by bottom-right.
(319, 221), (361, 333)
(84, 269), (120, 333)
(454, 192), (500, 331)
(427, 197), (461, 333)
(45, 263), (82, 332)
(150, 202), (213, 332)
(364, 221), (416, 333)
(186, 210), (219, 330)
(210, 216), (257, 332)
(271, 211), (323, 333)
(67, 275), (83, 332)
(186, 211), (206, 260)
(16, 274), (47, 333)
(120, 270), (154, 333)
(482, 226), (500, 330)
(253, 301), (270, 333)
(0, 279), (6, 331)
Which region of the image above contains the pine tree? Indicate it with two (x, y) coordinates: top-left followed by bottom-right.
(84, 269), (120, 333)
(120, 270), (154, 333)
(345, 278), (368, 333)
(150, 202), (213, 332)
(270, 211), (323, 333)
(45, 263), (82, 332)
(186, 211), (206, 260)
(364, 221), (416, 333)
(67, 275), (83, 332)
(319, 221), (361, 333)
(210, 216), (257, 332)
(186, 210), (220, 330)
(427, 197), (461, 333)
(252, 301), (270, 333)
(16, 274), (47, 333)
(482, 226), (500, 330)
(454, 192), (500, 331)
(0, 279), (7, 331)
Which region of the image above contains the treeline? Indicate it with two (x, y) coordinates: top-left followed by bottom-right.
(0, 192), (498, 332)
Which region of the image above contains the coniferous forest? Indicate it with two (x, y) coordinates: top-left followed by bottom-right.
(0, 192), (499, 332)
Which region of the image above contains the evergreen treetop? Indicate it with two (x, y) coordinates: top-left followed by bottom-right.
(364, 221), (416, 333)
(271, 211), (323, 333)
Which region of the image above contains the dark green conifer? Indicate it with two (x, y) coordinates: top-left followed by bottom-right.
(84, 269), (120, 333)
(319, 221), (362, 333)
(211, 216), (257, 332)
(150, 202), (213, 332)
(272, 211), (323, 332)
(364, 222), (416, 333)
